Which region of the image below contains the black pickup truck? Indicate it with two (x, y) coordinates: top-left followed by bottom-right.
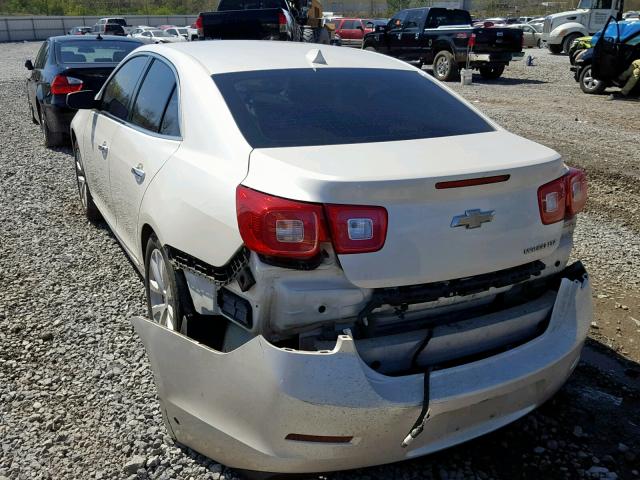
(363, 8), (524, 81)
(196, 0), (329, 43)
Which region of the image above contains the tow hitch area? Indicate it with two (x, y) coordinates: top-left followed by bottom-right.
(130, 264), (591, 474)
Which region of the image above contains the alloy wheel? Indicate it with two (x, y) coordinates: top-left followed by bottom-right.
(148, 249), (177, 330)
(74, 149), (88, 209)
(436, 56), (449, 77)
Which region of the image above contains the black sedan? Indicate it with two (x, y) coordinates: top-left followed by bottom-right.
(25, 35), (143, 147)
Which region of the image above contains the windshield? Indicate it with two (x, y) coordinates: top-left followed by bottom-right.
(177, 28), (188, 34)
(108, 18), (127, 25)
(577, 0), (593, 8)
(213, 68), (493, 148)
(151, 30), (169, 37)
(56, 40), (138, 64)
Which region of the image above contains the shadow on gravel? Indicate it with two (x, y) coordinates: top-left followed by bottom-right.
(472, 77), (549, 86)
(158, 339), (640, 480)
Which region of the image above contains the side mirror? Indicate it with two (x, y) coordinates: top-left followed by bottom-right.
(67, 90), (98, 110)
(25, 59), (34, 70)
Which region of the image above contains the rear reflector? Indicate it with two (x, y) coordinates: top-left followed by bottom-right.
(285, 433), (353, 443)
(435, 174), (510, 189)
(50, 75), (83, 95)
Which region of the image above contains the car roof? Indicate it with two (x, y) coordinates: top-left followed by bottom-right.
(49, 34), (141, 43)
(146, 41), (415, 75)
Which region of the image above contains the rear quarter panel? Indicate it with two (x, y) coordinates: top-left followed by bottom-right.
(137, 50), (251, 268)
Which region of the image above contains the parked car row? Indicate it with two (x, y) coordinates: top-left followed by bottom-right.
(571, 18), (640, 96)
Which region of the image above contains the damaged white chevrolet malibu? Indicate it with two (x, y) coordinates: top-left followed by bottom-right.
(68, 41), (592, 474)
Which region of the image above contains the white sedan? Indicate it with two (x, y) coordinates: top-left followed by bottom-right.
(68, 41), (591, 474)
(131, 28), (186, 44)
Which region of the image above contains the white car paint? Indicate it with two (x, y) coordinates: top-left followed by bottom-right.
(70, 41), (592, 473)
(131, 29), (186, 44)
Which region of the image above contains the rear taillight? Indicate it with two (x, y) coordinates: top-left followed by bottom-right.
(537, 167), (587, 224)
(236, 186), (328, 259)
(195, 14), (203, 36)
(278, 11), (287, 32)
(50, 75), (83, 95)
(468, 33), (476, 49)
(236, 186), (387, 259)
(325, 205), (387, 254)
(565, 167), (587, 216)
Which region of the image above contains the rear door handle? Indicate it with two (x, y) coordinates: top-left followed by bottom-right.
(131, 164), (145, 182)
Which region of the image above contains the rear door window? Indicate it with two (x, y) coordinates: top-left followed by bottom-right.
(34, 41), (49, 68)
(101, 55), (148, 121)
(130, 59), (179, 134)
(341, 20), (356, 29)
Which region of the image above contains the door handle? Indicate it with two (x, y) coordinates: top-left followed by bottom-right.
(97, 142), (108, 154)
(131, 164), (145, 182)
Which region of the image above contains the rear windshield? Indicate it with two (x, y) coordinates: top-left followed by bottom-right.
(56, 40), (138, 64)
(213, 68), (493, 148)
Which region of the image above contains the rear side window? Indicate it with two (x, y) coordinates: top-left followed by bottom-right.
(427, 9), (471, 27)
(130, 59), (179, 134)
(101, 56), (148, 120)
(160, 88), (180, 136)
(213, 68), (493, 148)
(34, 41), (49, 68)
(341, 20), (356, 29)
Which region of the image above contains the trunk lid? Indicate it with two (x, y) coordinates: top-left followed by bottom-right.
(243, 131), (567, 289)
(61, 65), (117, 92)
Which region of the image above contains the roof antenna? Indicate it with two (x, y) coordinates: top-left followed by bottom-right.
(96, 33), (103, 40)
(306, 48), (327, 70)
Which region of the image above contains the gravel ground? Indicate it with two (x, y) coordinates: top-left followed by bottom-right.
(1, 42), (639, 480)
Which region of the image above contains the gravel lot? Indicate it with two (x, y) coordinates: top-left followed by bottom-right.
(1, 42), (639, 480)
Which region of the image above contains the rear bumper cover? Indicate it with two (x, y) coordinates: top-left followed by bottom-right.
(131, 269), (592, 473)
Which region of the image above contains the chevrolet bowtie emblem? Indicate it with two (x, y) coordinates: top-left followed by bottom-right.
(451, 209), (495, 229)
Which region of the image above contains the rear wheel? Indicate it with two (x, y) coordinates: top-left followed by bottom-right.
(579, 65), (606, 94)
(548, 43), (563, 54)
(563, 33), (581, 54)
(302, 26), (330, 44)
(432, 51), (458, 82)
(39, 106), (63, 148)
(145, 235), (183, 332)
(479, 64), (505, 80)
(73, 141), (101, 223)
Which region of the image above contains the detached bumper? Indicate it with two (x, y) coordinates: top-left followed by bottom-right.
(131, 271), (592, 473)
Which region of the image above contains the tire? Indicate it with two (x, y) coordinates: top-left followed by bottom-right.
(579, 65), (606, 94)
(39, 106), (63, 148)
(479, 64), (505, 80)
(29, 103), (38, 124)
(145, 234), (183, 332)
(548, 43), (563, 54)
(432, 51), (458, 82)
(563, 33), (581, 54)
(537, 38), (542, 48)
(73, 141), (102, 224)
(302, 26), (330, 44)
